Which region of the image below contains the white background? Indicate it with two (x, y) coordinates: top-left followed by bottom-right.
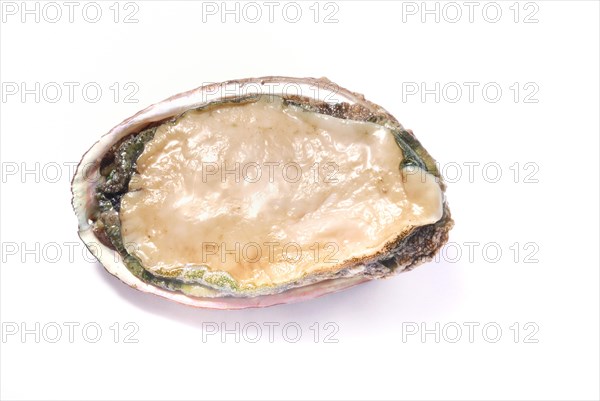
(1, 1), (599, 400)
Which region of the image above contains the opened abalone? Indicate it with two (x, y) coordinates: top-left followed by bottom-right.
(72, 77), (453, 309)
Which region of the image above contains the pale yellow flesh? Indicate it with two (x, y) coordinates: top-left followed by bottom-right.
(120, 97), (442, 290)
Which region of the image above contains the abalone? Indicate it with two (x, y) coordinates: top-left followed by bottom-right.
(72, 77), (453, 309)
